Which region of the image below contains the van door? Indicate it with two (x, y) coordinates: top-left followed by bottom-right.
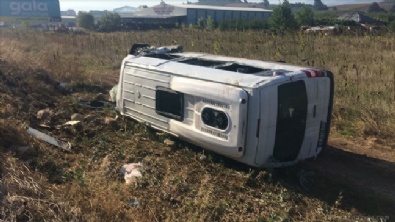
(255, 80), (309, 165)
(301, 75), (332, 159)
(120, 65), (172, 130)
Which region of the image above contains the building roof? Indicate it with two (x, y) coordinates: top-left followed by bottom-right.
(176, 4), (272, 12)
(113, 6), (139, 13)
(120, 4), (187, 18)
(338, 12), (384, 25)
(119, 3), (272, 19)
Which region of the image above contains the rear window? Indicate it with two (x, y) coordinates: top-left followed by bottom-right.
(273, 80), (308, 162)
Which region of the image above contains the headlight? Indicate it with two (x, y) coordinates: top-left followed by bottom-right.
(201, 108), (229, 130)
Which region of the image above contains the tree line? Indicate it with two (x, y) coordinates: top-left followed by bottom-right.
(77, 11), (122, 32)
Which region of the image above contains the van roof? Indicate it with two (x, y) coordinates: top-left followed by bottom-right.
(124, 52), (312, 89)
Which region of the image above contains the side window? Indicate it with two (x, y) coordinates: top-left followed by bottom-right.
(156, 87), (184, 121)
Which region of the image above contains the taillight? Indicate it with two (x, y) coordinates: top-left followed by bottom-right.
(201, 108), (229, 130)
(303, 69), (326, 78)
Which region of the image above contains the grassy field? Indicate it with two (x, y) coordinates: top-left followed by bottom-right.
(1, 29), (394, 142)
(0, 29), (394, 221)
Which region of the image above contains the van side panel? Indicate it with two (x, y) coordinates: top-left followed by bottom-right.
(170, 77), (248, 158)
(299, 75), (331, 159)
(118, 65), (249, 159)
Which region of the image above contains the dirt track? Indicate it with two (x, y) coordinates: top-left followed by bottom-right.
(300, 141), (395, 220)
(315, 144), (395, 203)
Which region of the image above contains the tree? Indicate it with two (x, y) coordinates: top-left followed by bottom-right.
(314, 0), (328, 11)
(77, 12), (95, 29)
(268, 0), (297, 30)
(368, 2), (386, 13)
(295, 6), (315, 26)
(96, 12), (122, 32)
(263, 0), (269, 8)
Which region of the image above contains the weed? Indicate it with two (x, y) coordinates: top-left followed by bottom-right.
(1, 28), (394, 221)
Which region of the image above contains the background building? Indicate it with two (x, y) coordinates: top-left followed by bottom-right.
(181, 4), (272, 25)
(120, 2), (272, 28)
(0, 0), (61, 22)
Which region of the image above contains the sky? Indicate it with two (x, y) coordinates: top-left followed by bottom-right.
(59, 0), (380, 11)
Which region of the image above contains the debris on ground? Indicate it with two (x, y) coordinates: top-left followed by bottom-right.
(120, 163), (143, 185)
(71, 113), (84, 121)
(109, 84), (118, 102)
(26, 127), (71, 151)
(62, 121), (81, 126)
(104, 115), (118, 125)
(36, 108), (53, 120)
(39, 124), (52, 129)
(129, 201), (140, 206)
(164, 139), (175, 146)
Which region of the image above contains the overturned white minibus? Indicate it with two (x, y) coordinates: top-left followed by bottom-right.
(116, 44), (334, 168)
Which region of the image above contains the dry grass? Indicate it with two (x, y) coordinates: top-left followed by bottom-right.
(1, 28), (394, 221)
(1, 29), (394, 142)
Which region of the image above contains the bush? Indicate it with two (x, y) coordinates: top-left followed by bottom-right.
(295, 6), (315, 26)
(77, 12), (95, 30)
(96, 12), (122, 32)
(268, 0), (298, 30)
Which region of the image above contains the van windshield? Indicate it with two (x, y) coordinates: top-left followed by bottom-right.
(273, 80), (308, 162)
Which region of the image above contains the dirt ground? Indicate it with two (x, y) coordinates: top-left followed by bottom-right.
(0, 60), (394, 221)
(304, 138), (395, 218)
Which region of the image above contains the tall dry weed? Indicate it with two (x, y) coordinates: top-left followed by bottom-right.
(1, 28), (394, 141)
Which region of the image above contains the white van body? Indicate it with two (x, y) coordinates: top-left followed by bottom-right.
(116, 44), (334, 168)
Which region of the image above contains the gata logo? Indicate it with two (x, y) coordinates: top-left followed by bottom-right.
(9, 0), (49, 15)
